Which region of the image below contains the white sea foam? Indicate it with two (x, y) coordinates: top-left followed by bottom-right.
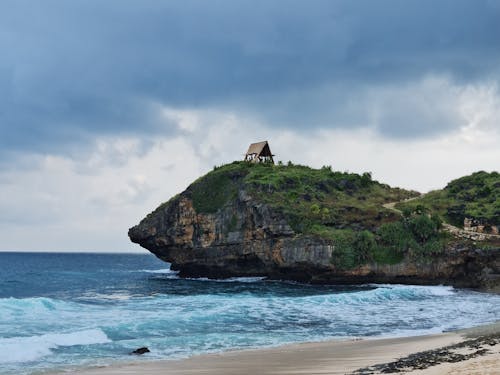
(78, 292), (133, 301)
(139, 268), (179, 274)
(285, 285), (451, 306)
(376, 326), (445, 338)
(223, 276), (267, 283)
(138, 267), (264, 282)
(186, 276), (267, 283)
(0, 328), (111, 364)
(370, 284), (456, 297)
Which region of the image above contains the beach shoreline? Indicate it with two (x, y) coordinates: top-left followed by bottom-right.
(53, 322), (500, 375)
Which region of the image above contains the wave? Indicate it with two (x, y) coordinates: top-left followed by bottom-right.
(139, 268), (179, 275)
(0, 296), (74, 315)
(222, 276), (267, 283)
(355, 285), (449, 306)
(186, 276), (267, 283)
(371, 284), (455, 296)
(288, 285), (456, 306)
(77, 292), (133, 301)
(137, 267), (266, 283)
(0, 328), (111, 364)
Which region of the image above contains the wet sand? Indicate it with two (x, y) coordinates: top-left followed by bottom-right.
(59, 323), (500, 375)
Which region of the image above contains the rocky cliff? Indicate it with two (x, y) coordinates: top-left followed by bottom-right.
(129, 162), (500, 291)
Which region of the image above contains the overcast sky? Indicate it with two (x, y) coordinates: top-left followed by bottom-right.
(1, 0), (499, 252)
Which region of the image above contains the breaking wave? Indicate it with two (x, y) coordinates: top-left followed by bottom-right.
(0, 329), (110, 363)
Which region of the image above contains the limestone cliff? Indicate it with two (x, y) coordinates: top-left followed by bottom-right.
(129, 190), (334, 279)
(128, 162), (500, 291)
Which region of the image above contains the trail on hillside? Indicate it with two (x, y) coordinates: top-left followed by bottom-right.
(382, 196), (500, 240)
(382, 195), (421, 215)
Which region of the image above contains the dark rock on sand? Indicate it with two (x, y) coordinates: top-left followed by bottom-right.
(352, 333), (500, 374)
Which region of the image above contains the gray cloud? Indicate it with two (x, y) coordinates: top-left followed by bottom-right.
(1, 0), (500, 157)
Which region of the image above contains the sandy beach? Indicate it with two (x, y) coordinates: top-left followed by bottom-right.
(58, 322), (500, 375)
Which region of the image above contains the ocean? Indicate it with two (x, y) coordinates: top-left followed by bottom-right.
(1, 252), (499, 375)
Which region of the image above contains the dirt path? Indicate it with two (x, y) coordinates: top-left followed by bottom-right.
(382, 196), (500, 241)
(382, 195), (421, 215)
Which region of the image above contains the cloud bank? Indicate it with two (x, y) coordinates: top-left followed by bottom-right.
(0, 0), (499, 251)
(2, 0), (500, 154)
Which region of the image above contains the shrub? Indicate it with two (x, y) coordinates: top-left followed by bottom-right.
(310, 203), (321, 215)
(408, 214), (439, 243)
(371, 246), (405, 264)
(361, 172), (372, 187)
(330, 229), (375, 270)
(430, 214), (443, 230)
(331, 230), (357, 270)
(377, 221), (415, 253)
(354, 230), (376, 261)
(321, 207), (331, 221)
(402, 207), (413, 218)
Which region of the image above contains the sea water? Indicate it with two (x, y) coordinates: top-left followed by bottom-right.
(1, 252), (499, 375)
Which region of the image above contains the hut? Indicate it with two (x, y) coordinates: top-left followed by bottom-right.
(244, 141), (275, 164)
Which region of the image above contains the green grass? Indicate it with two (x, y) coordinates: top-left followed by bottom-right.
(187, 162), (248, 213)
(397, 171), (500, 227)
(243, 162), (418, 233)
(184, 161), (419, 225)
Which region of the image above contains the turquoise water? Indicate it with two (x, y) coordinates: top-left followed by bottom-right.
(1, 252), (499, 374)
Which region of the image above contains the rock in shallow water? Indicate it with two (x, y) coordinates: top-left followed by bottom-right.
(130, 347), (150, 355)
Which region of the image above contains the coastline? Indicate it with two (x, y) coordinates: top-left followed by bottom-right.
(55, 322), (500, 375)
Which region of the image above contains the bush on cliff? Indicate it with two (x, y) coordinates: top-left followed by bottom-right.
(329, 213), (446, 269)
(328, 229), (376, 270)
(375, 213), (446, 258)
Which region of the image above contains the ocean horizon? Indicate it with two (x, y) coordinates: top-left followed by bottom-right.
(1, 252), (499, 375)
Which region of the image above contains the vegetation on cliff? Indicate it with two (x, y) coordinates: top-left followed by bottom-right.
(324, 213), (447, 269)
(396, 171), (500, 227)
(187, 161), (417, 229)
(145, 163), (498, 270)
(182, 161), (453, 268)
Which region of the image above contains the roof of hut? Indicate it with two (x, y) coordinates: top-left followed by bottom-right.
(246, 141), (272, 156)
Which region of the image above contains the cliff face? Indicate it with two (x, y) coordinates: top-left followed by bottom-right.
(129, 190), (333, 280)
(129, 185), (500, 291)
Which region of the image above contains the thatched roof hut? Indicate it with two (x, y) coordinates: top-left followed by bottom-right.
(244, 141), (274, 164)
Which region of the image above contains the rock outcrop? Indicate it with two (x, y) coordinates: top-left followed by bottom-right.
(128, 188), (500, 291)
(129, 190), (334, 280)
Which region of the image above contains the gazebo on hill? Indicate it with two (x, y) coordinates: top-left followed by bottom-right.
(244, 141), (275, 164)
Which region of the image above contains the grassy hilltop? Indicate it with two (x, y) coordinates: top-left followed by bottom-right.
(187, 161), (416, 229)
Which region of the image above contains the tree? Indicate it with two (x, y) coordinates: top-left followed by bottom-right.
(354, 230), (376, 262)
(409, 214), (438, 243)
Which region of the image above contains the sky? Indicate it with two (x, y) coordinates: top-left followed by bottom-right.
(1, 0), (499, 252)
